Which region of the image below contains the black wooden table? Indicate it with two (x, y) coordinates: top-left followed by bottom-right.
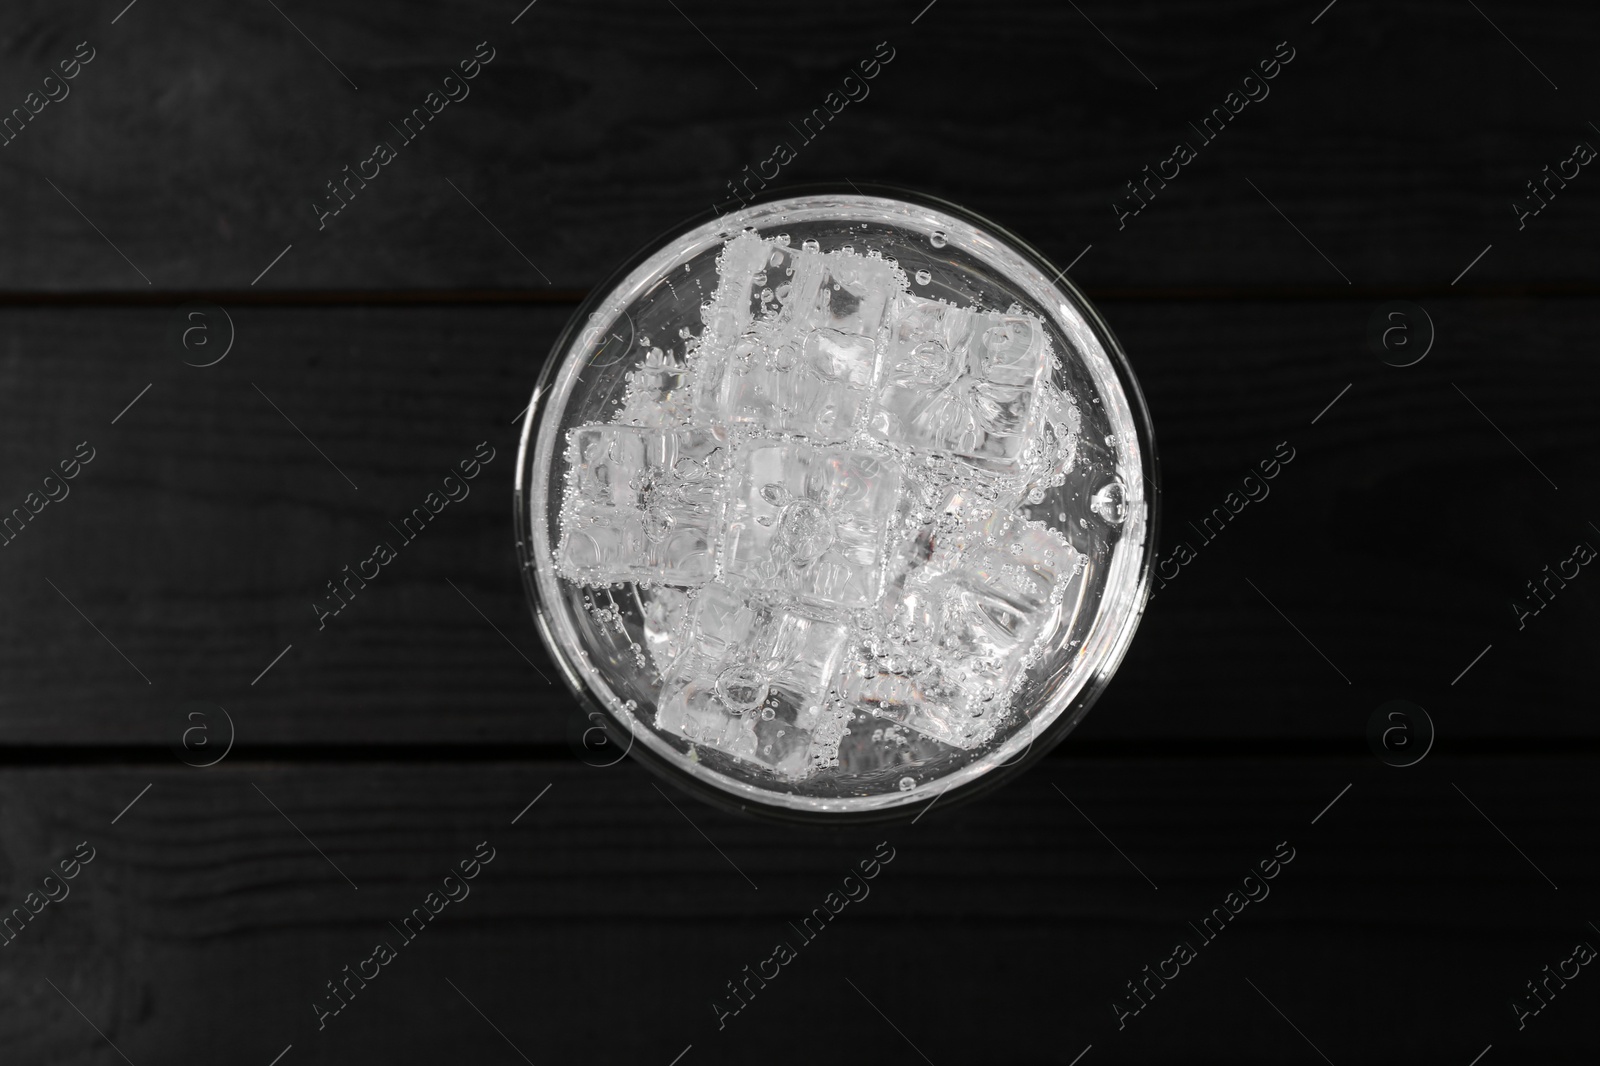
(3, 1), (1597, 1063)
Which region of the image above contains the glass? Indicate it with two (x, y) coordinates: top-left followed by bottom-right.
(515, 186), (1158, 822)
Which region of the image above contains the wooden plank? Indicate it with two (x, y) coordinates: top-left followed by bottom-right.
(0, 1), (1596, 291)
(2, 756), (1596, 1063)
(0, 297), (1593, 745)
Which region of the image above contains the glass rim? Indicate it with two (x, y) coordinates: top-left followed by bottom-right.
(514, 182), (1162, 824)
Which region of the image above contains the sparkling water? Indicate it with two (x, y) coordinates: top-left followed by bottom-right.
(872, 298), (1049, 470)
(655, 584), (853, 777)
(722, 441), (902, 609)
(525, 192), (1152, 813)
(556, 234), (1090, 775)
(700, 233), (895, 441)
(558, 424), (727, 586)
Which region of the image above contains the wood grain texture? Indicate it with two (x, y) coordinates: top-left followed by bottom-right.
(1, 4), (1593, 1063)
(1, 756), (1595, 1064)
(0, 0), (1596, 291)
(0, 298), (1592, 746)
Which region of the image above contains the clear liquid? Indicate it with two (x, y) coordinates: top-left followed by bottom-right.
(527, 194), (1149, 811)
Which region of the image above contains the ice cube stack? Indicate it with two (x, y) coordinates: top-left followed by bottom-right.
(557, 232), (1085, 779)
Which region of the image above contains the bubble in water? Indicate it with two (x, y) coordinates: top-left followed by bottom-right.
(716, 665), (768, 714)
(929, 231), (948, 249)
(914, 269), (932, 286)
(760, 706), (775, 721)
(1090, 480), (1127, 525)
(801, 238), (820, 252)
(776, 502), (834, 561)
(898, 776), (915, 791)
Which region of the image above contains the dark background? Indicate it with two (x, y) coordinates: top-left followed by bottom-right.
(2, 0), (1597, 1062)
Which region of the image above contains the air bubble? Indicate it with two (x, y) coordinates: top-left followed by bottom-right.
(914, 269), (931, 286)
(930, 231), (947, 248)
(716, 665), (768, 714)
(898, 776), (916, 791)
(1090, 480), (1128, 525)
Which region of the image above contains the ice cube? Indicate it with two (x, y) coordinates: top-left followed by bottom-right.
(935, 519), (1081, 716)
(557, 424), (728, 585)
(619, 346), (695, 427)
(882, 486), (1010, 592)
(850, 661), (992, 749)
(700, 241), (898, 440)
(640, 586), (693, 676)
(693, 235), (808, 420)
(796, 250), (896, 337)
(855, 507), (1081, 748)
(719, 325), (881, 441)
(831, 712), (953, 776)
(722, 440), (904, 609)
(870, 295), (1050, 470)
(697, 233), (778, 349)
(656, 585), (853, 776)
(1012, 380), (1079, 499)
